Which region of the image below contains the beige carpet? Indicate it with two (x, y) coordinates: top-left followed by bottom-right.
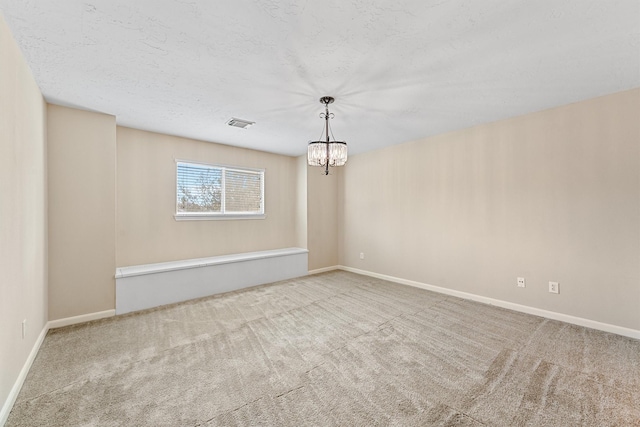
(7, 271), (640, 426)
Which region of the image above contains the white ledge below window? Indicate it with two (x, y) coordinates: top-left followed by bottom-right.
(115, 247), (308, 279)
(114, 247), (308, 314)
(174, 213), (266, 221)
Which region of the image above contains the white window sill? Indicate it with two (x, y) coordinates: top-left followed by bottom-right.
(174, 213), (266, 221)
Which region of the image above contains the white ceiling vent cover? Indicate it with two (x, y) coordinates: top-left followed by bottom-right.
(226, 118), (255, 129)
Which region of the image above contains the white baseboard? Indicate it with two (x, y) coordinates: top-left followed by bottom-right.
(1, 308), (117, 426)
(0, 323), (48, 426)
(3, 270), (636, 426)
(338, 266), (640, 341)
(308, 266), (340, 275)
(48, 309), (116, 330)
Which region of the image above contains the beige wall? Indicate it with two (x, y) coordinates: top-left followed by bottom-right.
(47, 105), (116, 320)
(307, 166), (340, 271)
(340, 89), (640, 330)
(116, 127), (299, 266)
(295, 155), (308, 250)
(0, 14), (47, 415)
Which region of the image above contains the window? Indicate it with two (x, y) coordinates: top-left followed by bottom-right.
(175, 161), (265, 220)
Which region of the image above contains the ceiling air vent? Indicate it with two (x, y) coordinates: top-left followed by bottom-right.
(226, 118), (255, 129)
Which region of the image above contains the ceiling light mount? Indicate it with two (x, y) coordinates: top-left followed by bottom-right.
(307, 96), (347, 175)
(319, 96), (334, 105)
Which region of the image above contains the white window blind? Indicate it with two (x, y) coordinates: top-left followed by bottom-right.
(176, 161), (264, 219)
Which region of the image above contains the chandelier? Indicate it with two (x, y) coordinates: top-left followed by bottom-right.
(307, 96), (347, 175)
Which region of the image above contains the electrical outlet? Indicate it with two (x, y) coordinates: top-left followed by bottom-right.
(359, 252), (365, 260)
(549, 281), (559, 294)
(22, 319), (27, 339)
(517, 277), (526, 288)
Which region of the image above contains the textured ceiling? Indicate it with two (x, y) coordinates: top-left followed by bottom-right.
(1, 1), (639, 156)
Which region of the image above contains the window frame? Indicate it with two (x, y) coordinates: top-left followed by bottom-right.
(174, 159), (266, 221)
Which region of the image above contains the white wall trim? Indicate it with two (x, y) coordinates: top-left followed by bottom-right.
(174, 213), (266, 221)
(308, 265), (340, 275)
(3, 268), (636, 425)
(47, 309), (116, 330)
(1, 308), (119, 425)
(338, 266), (640, 340)
(0, 323), (48, 426)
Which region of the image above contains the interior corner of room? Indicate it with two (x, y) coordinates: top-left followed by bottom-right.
(1, 5), (639, 426)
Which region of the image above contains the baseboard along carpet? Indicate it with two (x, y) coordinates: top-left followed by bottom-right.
(6, 271), (640, 426)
